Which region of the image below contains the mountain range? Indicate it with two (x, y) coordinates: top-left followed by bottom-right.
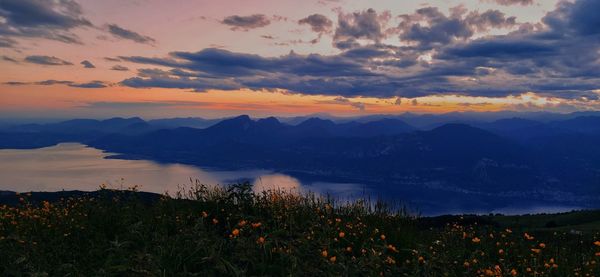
(1, 113), (600, 209)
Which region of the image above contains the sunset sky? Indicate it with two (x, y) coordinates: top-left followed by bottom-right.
(1, 0), (600, 119)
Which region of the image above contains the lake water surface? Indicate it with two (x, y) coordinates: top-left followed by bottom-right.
(0, 143), (586, 216)
(0, 143), (365, 198)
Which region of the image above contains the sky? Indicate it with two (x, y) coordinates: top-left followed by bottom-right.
(1, 0), (600, 119)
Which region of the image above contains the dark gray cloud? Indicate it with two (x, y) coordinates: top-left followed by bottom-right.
(107, 24), (156, 45)
(104, 57), (121, 62)
(397, 7), (517, 49)
(299, 14), (333, 33)
(221, 14), (271, 31)
(80, 60), (95, 68)
(0, 0), (92, 45)
(110, 65), (129, 71)
(4, 79), (108, 88)
(333, 9), (391, 47)
(116, 0), (600, 101)
(25, 55), (73, 65)
(484, 0), (534, 6)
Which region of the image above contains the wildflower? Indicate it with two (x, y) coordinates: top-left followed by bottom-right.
(201, 211), (208, 218)
(531, 248), (541, 254)
(472, 237), (481, 243)
(594, 241), (600, 247)
(498, 249), (504, 255)
(539, 243), (546, 248)
(524, 233), (534, 240)
(339, 232), (345, 238)
(505, 228), (512, 233)
(380, 234), (386, 240)
(232, 229), (240, 237)
(212, 218), (219, 224)
(346, 246), (352, 252)
(257, 236), (265, 244)
(463, 261), (470, 268)
(510, 269), (518, 276)
(595, 252), (600, 256)
(251, 222), (262, 228)
(418, 256), (425, 264)
(238, 220), (247, 227)
(322, 250), (328, 257)
(329, 256), (337, 263)
(385, 256), (396, 265)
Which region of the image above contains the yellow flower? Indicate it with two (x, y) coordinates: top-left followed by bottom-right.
(472, 237), (481, 243)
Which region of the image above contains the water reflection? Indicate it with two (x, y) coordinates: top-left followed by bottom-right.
(0, 143), (362, 199)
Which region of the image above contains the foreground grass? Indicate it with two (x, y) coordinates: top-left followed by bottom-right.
(1, 184), (600, 276)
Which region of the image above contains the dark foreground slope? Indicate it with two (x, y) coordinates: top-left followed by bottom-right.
(1, 187), (599, 276)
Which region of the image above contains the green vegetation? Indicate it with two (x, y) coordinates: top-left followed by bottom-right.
(1, 184), (600, 276)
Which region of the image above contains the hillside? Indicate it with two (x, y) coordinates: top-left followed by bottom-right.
(1, 186), (599, 276)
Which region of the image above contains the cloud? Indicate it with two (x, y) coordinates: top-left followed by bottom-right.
(333, 9), (391, 47)
(484, 0), (534, 6)
(0, 0), (92, 45)
(80, 60), (95, 68)
(397, 6), (517, 49)
(110, 65), (129, 71)
(299, 14), (333, 33)
(2, 56), (18, 63)
(104, 57), (121, 62)
(25, 55), (72, 65)
(4, 79), (108, 88)
(116, 0), (600, 101)
(106, 24), (156, 45)
(221, 14), (271, 31)
(81, 100), (208, 109)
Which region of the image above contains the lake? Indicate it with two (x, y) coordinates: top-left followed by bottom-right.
(0, 143), (365, 198)
(0, 143), (586, 216)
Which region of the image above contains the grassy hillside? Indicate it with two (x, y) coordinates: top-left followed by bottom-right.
(1, 184), (599, 276)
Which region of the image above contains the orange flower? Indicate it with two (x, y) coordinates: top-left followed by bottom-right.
(539, 243), (546, 248)
(232, 229), (240, 236)
(524, 233), (534, 240)
(510, 269), (518, 276)
(238, 220), (247, 227)
(339, 232), (345, 238)
(380, 234), (386, 240)
(531, 248), (541, 254)
(418, 256), (425, 264)
(251, 222), (262, 228)
(594, 241), (600, 247)
(257, 236), (265, 244)
(463, 261), (470, 268)
(329, 256), (337, 263)
(346, 246), (352, 252)
(322, 250), (328, 257)
(472, 237), (481, 243)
